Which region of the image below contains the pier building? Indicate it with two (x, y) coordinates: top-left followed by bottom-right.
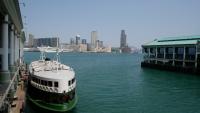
(141, 35), (200, 74)
(0, 0), (25, 112)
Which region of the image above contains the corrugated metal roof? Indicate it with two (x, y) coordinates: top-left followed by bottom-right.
(142, 35), (200, 47)
(142, 39), (198, 46)
(158, 35), (200, 42)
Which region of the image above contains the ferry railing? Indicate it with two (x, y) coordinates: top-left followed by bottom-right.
(0, 67), (19, 109)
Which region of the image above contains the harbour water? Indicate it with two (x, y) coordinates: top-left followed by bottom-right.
(24, 52), (200, 113)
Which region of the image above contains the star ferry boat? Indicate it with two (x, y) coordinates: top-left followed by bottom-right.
(27, 50), (77, 112)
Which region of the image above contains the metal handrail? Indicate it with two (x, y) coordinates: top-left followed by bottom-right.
(0, 67), (19, 109)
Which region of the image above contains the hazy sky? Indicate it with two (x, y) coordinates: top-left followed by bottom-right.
(20, 0), (200, 48)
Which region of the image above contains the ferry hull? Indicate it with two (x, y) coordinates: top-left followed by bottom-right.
(27, 94), (78, 112)
(27, 82), (78, 112)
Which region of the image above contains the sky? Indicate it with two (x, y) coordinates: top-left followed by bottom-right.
(20, 0), (200, 48)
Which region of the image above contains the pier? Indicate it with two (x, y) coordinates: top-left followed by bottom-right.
(0, 0), (25, 112)
(141, 35), (200, 74)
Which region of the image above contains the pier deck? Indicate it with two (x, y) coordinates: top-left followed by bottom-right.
(9, 68), (28, 113)
(9, 80), (25, 113)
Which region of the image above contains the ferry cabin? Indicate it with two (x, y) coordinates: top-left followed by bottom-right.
(141, 35), (200, 72)
(28, 60), (76, 104)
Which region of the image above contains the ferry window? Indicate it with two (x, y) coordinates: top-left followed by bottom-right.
(48, 81), (52, 87)
(72, 78), (75, 84)
(32, 77), (35, 82)
(41, 80), (45, 85)
(54, 82), (58, 87)
(35, 78), (38, 83)
(68, 80), (71, 86)
(44, 81), (47, 86)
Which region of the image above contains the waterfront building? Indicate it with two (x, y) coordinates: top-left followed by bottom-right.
(0, 0), (25, 111)
(36, 37), (59, 47)
(141, 35), (200, 74)
(28, 34), (34, 47)
(70, 38), (75, 45)
(78, 44), (87, 52)
(120, 30), (127, 48)
(91, 31), (98, 48)
(82, 39), (87, 44)
(75, 35), (81, 45)
(96, 40), (104, 48)
(99, 41), (103, 48)
(120, 30), (131, 53)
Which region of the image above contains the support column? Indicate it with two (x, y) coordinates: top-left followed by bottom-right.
(14, 30), (19, 65)
(19, 37), (21, 65)
(20, 38), (24, 65)
(183, 46), (186, 67)
(0, 14), (10, 83)
(8, 25), (17, 99)
(195, 45), (198, 68)
(155, 47), (157, 64)
(163, 47), (166, 64)
(9, 24), (15, 72)
(2, 15), (9, 71)
(172, 47), (175, 66)
(148, 48), (150, 63)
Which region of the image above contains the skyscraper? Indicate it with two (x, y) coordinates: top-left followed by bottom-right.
(70, 38), (75, 45)
(75, 35), (81, 45)
(28, 34), (34, 47)
(120, 30), (131, 53)
(120, 30), (127, 48)
(82, 39), (87, 44)
(91, 31), (98, 48)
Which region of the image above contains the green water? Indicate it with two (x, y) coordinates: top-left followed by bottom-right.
(24, 52), (200, 113)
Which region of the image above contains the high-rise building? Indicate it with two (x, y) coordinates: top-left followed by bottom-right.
(120, 30), (131, 53)
(28, 34), (34, 47)
(91, 31), (98, 48)
(75, 35), (81, 45)
(120, 30), (127, 48)
(96, 40), (103, 48)
(82, 39), (87, 44)
(70, 38), (75, 45)
(99, 41), (103, 48)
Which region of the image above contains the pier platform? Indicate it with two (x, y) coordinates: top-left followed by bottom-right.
(0, 64), (28, 113)
(9, 67), (28, 113)
(141, 62), (200, 75)
(9, 80), (25, 113)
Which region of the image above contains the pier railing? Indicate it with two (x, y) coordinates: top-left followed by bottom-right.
(0, 67), (19, 110)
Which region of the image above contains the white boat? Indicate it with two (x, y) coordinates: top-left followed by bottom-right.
(27, 48), (77, 112)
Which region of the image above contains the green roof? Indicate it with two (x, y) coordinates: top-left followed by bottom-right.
(158, 35), (200, 42)
(142, 35), (200, 47)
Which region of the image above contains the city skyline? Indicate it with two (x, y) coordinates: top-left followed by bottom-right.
(20, 0), (200, 48)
